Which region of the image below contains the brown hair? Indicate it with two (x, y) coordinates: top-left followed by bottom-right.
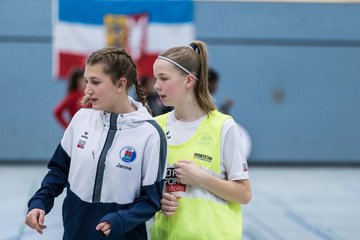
(159, 40), (215, 114)
(82, 47), (150, 113)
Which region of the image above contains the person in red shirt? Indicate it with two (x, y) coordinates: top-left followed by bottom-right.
(53, 68), (86, 129)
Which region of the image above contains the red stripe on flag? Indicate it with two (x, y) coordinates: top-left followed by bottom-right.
(136, 54), (158, 79)
(58, 51), (158, 80)
(58, 52), (87, 79)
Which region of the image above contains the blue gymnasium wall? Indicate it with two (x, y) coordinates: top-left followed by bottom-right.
(0, 0), (359, 163)
(197, 2), (360, 163)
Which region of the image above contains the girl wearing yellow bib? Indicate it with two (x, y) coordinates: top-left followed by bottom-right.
(151, 40), (252, 240)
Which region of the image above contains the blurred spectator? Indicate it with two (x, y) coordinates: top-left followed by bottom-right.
(53, 68), (87, 129)
(140, 76), (173, 116)
(208, 67), (252, 158)
(208, 68), (233, 114)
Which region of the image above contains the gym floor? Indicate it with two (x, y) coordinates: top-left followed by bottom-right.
(1, 164), (359, 240)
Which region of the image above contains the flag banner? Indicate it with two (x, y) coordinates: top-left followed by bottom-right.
(53, 0), (195, 80)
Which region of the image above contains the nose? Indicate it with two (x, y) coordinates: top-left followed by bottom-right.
(84, 83), (93, 96)
(153, 79), (161, 91)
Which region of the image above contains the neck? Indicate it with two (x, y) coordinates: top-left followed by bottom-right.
(173, 91), (207, 121)
(174, 104), (206, 122)
(111, 96), (136, 114)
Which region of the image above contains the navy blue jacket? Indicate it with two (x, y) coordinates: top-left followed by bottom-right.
(28, 101), (167, 239)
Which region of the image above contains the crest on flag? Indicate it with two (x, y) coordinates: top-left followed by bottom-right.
(53, 0), (195, 80)
(104, 13), (148, 61)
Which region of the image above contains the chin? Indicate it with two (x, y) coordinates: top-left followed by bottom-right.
(164, 101), (174, 107)
(162, 100), (170, 106)
(91, 105), (102, 111)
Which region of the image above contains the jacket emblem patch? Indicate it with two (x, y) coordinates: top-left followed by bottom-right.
(77, 139), (86, 149)
(119, 146), (137, 163)
(77, 131), (89, 149)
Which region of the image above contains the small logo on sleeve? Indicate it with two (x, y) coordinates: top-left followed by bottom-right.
(242, 163), (248, 172)
(81, 131), (89, 139)
(77, 131), (89, 149)
(77, 139), (86, 149)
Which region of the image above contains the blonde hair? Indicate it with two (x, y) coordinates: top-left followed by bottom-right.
(159, 40), (215, 114)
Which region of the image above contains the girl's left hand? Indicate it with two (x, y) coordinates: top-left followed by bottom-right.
(96, 221), (111, 236)
(174, 160), (206, 186)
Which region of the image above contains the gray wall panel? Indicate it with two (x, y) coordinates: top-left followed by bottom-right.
(1, 0), (359, 163)
(206, 44), (360, 161)
(0, 42), (65, 159)
(0, 0), (52, 36)
(196, 2), (360, 41)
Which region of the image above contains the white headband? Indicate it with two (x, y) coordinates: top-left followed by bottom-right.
(157, 56), (198, 81)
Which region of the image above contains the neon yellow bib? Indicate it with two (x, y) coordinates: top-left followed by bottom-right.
(152, 110), (243, 240)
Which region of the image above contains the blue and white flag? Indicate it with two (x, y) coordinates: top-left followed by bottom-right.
(53, 0), (195, 79)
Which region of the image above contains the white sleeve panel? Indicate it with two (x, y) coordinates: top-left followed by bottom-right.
(221, 119), (250, 181)
(141, 137), (161, 186)
(60, 109), (80, 157)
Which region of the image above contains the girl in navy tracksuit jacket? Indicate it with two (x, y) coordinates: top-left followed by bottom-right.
(25, 47), (167, 240)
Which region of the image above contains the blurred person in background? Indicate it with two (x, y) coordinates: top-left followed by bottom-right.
(208, 68), (233, 114)
(208, 67), (252, 159)
(139, 76), (173, 116)
(25, 47), (167, 239)
(53, 68), (87, 129)
(151, 40), (251, 240)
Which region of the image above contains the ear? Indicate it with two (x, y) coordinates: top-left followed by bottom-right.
(116, 77), (127, 92)
(185, 74), (197, 88)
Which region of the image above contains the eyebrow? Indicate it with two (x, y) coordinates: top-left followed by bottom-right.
(85, 76), (101, 81)
(154, 73), (168, 78)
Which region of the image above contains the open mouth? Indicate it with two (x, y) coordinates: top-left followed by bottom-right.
(159, 95), (166, 101)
